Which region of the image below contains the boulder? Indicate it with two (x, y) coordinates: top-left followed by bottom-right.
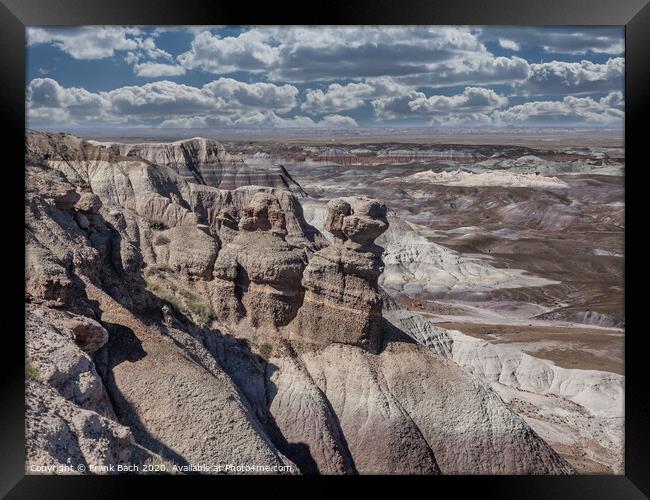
(74, 192), (102, 213)
(58, 316), (109, 355)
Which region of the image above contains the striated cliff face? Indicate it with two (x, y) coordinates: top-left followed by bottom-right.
(25, 131), (572, 475)
(88, 137), (307, 196)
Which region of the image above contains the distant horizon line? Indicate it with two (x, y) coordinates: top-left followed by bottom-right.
(27, 125), (624, 133)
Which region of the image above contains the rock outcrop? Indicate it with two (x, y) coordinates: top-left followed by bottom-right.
(88, 137), (307, 196)
(25, 131), (573, 476)
(209, 193), (308, 329)
(290, 197), (388, 352)
(26, 380), (156, 474)
(299, 342), (571, 474)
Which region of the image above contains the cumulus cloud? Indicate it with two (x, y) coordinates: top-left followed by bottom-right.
(300, 77), (409, 114)
(395, 54), (530, 88)
(28, 27), (142, 59)
(27, 27), (180, 79)
(202, 78), (298, 112)
(176, 27), (531, 87)
(25, 26), (625, 129)
(158, 111), (357, 128)
(177, 29), (279, 74)
(320, 114), (359, 127)
(27, 78), (115, 124)
(372, 87), (508, 120)
(408, 87), (508, 114)
(494, 92), (624, 125)
(369, 84), (622, 126)
(133, 63), (186, 77)
(600, 90), (624, 109)
(498, 39), (520, 51)
(516, 58), (624, 96)
(27, 77), (300, 127)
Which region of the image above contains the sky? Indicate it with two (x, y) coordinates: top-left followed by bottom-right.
(25, 26), (624, 130)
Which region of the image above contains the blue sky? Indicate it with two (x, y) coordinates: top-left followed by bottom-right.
(26, 26), (624, 130)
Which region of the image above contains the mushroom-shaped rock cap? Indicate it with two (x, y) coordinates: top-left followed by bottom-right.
(342, 214), (388, 247)
(354, 198), (387, 219)
(326, 197), (388, 248)
(324, 199), (352, 240)
(327, 198), (352, 215)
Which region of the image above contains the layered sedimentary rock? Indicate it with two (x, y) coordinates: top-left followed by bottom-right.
(290, 197), (389, 352)
(25, 137), (299, 474)
(210, 192), (308, 329)
(89, 137), (307, 195)
(25, 131), (573, 476)
(299, 342), (571, 474)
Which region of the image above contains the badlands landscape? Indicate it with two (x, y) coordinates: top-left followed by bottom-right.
(25, 129), (624, 475)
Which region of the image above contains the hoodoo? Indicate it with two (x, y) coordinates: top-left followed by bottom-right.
(291, 197), (389, 352)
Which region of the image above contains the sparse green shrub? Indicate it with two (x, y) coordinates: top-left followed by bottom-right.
(145, 278), (175, 303)
(150, 221), (168, 231)
(181, 289), (215, 324)
(145, 278), (215, 324)
(25, 361), (40, 381)
(258, 343), (273, 361)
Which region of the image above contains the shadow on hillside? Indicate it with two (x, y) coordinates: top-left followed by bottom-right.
(379, 316), (419, 351)
(191, 319), (355, 475)
(95, 322), (191, 470)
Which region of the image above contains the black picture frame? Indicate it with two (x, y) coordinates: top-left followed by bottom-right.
(2, 1), (647, 497)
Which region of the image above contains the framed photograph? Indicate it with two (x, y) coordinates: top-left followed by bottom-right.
(1, 0), (647, 497)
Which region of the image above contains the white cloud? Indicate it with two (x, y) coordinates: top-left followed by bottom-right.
(395, 54), (530, 88)
(158, 111), (357, 128)
(372, 87), (508, 120)
(302, 83), (371, 114)
(133, 63), (186, 77)
(202, 78), (298, 113)
(300, 78), (410, 114)
(25, 27), (625, 129)
(494, 92), (624, 125)
(27, 77), (301, 127)
(177, 29), (279, 74)
(27, 27), (142, 59)
(516, 58), (624, 96)
(26, 78), (114, 125)
(498, 39), (521, 51)
(320, 114), (359, 127)
(408, 87), (508, 114)
(176, 27), (531, 87)
(27, 27), (178, 79)
(105, 81), (215, 117)
(600, 90), (624, 109)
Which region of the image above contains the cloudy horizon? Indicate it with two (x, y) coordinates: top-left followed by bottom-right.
(26, 26), (624, 130)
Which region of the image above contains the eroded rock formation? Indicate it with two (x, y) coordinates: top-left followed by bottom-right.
(291, 197), (389, 352)
(89, 137), (307, 195)
(25, 131), (572, 475)
(210, 191), (308, 329)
